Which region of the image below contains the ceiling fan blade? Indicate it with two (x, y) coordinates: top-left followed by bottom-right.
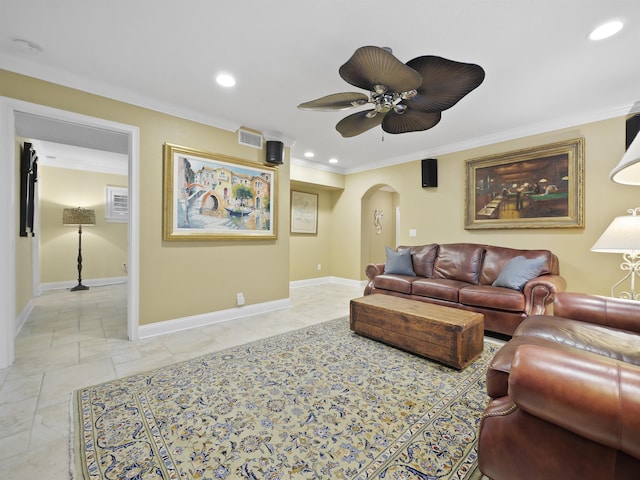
(335, 110), (385, 138)
(297, 92), (369, 111)
(405, 56), (485, 112)
(339, 46), (422, 93)
(382, 109), (441, 134)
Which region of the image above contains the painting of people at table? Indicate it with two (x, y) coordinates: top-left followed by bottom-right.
(474, 154), (569, 221)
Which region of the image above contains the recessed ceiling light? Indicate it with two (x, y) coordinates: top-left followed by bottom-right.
(303, 151), (315, 158)
(216, 73), (236, 87)
(589, 20), (623, 40)
(329, 158), (339, 164)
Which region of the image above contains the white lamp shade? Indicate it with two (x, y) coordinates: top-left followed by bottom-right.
(591, 214), (640, 253)
(610, 132), (640, 185)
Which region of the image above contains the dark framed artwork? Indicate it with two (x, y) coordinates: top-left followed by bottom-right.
(465, 138), (584, 229)
(20, 142), (38, 237)
(163, 143), (277, 240)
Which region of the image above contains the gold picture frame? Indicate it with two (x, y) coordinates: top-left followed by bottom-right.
(163, 143), (277, 240)
(465, 138), (584, 229)
(290, 191), (318, 234)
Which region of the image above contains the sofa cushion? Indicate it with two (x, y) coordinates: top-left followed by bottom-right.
(459, 285), (525, 312)
(400, 244), (439, 278)
(384, 246), (416, 275)
(514, 315), (640, 366)
(433, 243), (484, 284)
(411, 278), (469, 302)
(373, 274), (415, 294)
(480, 246), (554, 285)
(492, 255), (547, 291)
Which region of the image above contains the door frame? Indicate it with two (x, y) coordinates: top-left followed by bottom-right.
(0, 97), (140, 368)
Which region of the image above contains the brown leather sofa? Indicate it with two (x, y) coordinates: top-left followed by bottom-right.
(364, 243), (566, 335)
(478, 292), (640, 480)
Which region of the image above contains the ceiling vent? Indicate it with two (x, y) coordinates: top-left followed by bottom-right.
(238, 129), (263, 149)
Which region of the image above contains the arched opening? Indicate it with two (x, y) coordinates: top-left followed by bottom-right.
(360, 184), (399, 276)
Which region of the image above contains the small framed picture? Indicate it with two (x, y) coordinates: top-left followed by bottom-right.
(290, 191), (318, 234)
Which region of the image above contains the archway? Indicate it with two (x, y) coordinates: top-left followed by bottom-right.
(360, 184), (399, 276)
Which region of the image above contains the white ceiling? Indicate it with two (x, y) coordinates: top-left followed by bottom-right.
(1, 1), (639, 174)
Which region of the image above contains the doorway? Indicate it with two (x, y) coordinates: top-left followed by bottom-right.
(0, 97), (140, 368)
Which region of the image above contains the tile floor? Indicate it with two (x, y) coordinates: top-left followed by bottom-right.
(0, 282), (363, 478)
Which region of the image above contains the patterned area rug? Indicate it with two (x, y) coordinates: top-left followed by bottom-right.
(72, 317), (498, 479)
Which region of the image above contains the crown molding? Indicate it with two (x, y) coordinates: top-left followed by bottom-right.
(0, 54), (241, 133)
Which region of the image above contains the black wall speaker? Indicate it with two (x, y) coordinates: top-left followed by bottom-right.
(421, 158), (438, 188)
(265, 140), (284, 165)
(626, 114), (640, 150)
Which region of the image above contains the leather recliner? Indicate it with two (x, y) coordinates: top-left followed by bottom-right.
(478, 292), (640, 480)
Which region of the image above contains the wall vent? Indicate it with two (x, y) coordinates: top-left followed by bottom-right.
(238, 129), (263, 149)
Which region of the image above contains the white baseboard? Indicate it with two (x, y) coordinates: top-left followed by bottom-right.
(138, 297), (292, 339)
(40, 276), (128, 292)
(290, 276), (366, 289)
(15, 299), (33, 336)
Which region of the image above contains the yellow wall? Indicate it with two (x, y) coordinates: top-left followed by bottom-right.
(2, 69), (290, 326)
(330, 117), (637, 296)
(289, 182), (335, 281)
(4, 67), (638, 326)
(38, 166), (128, 283)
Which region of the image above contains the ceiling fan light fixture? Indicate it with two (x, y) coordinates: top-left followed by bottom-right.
(373, 84), (388, 94)
(298, 46), (485, 138)
(401, 89), (418, 100)
(394, 104), (407, 114)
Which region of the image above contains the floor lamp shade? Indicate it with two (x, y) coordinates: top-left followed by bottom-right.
(610, 129), (640, 185)
(63, 207), (96, 291)
(63, 207), (96, 226)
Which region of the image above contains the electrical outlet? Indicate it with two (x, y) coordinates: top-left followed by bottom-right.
(236, 292), (245, 306)
(317, 264), (322, 271)
(409, 229), (417, 237)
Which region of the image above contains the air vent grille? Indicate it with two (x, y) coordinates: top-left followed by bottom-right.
(238, 129), (263, 149)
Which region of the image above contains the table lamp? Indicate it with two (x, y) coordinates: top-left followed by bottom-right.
(591, 207), (640, 299)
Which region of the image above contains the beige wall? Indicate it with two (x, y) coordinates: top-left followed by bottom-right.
(4, 67), (637, 327)
(38, 165), (128, 284)
(329, 117), (637, 296)
(289, 182), (335, 281)
(2, 69), (290, 326)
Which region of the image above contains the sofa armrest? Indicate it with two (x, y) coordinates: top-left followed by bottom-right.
(522, 274), (567, 316)
(364, 263), (385, 295)
(509, 344), (640, 460)
(553, 292), (640, 333)
(365, 263), (385, 281)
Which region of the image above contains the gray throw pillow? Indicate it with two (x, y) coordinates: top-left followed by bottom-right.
(492, 255), (546, 291)
(384, 246), (416, 276)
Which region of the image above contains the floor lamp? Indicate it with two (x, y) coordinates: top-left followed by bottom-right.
(63, 207), (96, 292)
(591, 208), (640, 300)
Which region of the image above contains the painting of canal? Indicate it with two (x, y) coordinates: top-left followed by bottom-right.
(163, 144), (277, 240)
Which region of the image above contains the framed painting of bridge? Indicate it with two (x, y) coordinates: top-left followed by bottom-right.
(163, 143), (277, 240)
(464, 138), (584, 230)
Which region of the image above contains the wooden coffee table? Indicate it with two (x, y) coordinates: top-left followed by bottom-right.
(350, 294), (484, 369)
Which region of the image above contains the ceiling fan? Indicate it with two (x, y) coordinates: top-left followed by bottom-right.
(297, 46), (485, 138)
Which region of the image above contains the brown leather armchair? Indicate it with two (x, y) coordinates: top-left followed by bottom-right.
(478, 292), (640, 480)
